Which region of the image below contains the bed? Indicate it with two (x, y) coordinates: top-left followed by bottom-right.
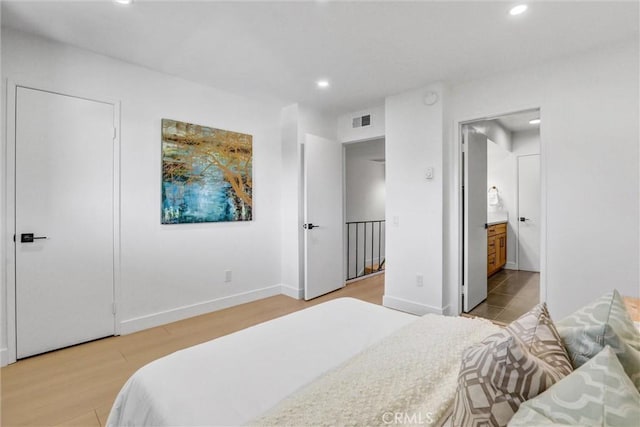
(106, 298), (500, 426)
(108, 294), (640, 426)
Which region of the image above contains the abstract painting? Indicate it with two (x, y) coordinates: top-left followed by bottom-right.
(161, 119), (253, 224)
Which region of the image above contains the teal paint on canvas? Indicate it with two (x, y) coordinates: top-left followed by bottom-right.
(161, 119), (253, 224)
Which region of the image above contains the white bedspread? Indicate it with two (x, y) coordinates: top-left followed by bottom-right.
(107, 298), (416, 427)
(252, 314), (500, 427)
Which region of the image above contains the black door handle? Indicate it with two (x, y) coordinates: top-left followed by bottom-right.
(519, 217), (530, 222)
(20, 233), (48, 243)
(303, 223), (318, 230)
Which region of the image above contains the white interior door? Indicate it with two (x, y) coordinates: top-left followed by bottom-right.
(518, 155), (541, 272)
(463, 127), (488, 312)
(15, 87), (116, 358)
(303, 134), (344, 300)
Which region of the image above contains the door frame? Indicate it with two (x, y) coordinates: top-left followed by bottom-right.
(342, 135), (386, 284)
(4, 79), (122, 365)
(454, 106), (547, 315)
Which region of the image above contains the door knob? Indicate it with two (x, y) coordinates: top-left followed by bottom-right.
(20, 233), (48, 243)
(303, 223), (318, 230)
(519, 217), (530, 222)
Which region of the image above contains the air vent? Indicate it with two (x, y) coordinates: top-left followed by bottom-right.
(352, 114), (372, 128)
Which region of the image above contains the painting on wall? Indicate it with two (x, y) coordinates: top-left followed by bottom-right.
(161, 119), (253, 224)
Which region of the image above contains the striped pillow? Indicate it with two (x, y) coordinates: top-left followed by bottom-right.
(451, 303), (572, 427)
(556, 290), (640, 389)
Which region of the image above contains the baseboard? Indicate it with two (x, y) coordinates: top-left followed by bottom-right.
(505, 262), (518, 270)
(383, 295), (445, 316)
(280, 284), (304, 299)
(0, 347), (9, 367)
(441, 304), (453, 316)
(120, 285), (282, 335)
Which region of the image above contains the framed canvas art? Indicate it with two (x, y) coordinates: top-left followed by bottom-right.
(161, 119), (253, 224)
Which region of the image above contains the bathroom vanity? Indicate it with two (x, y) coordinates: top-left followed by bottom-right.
(487, 221), (507, 276)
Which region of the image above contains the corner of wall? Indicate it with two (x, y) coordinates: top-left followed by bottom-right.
(384, 82), (447, 314)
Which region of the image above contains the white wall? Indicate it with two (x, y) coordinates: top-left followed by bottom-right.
(279, 103), (337, 297)
(345, 139), (385, 222)
(279, 104), (301, 298)
(487, 128), (540, 268)
(0, 9), (5, 363)
(1, 29), (286, 361)
(475, 120), (512, 152)
(448, 40), (639, 319)
(337, 104), (385, 143)
(384, 82), (446, 315)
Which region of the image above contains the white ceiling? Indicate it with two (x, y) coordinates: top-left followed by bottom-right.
(496, 110), (540, 132)
(2, 1), (638, 114)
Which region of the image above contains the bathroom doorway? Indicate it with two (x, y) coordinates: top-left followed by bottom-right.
(461, 109), (542, 323)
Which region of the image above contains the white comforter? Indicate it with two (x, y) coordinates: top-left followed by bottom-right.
(252, 314), (500, 427)
(107, 298), (417, 427)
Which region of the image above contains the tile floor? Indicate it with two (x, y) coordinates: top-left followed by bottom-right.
(468, 269), (540, 323)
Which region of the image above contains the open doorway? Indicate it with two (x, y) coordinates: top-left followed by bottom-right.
(461, 110), (541, 323)
(344, 138), (386, 283)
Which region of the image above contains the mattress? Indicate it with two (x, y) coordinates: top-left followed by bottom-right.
(107, 297), (417, 427)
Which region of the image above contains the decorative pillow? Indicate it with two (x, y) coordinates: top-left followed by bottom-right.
(509, 346), (640, 426)
(452, 303), (572, 427)
(556, 290), (640, 389)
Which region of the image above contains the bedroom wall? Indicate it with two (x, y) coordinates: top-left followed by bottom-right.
(279, 104), (337, 298)
(384, 82), (446, 315)
(446, 39), (640, 319)
(1, 28), (286, 358)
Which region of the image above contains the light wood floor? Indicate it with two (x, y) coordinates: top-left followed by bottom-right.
(0, 275), (383, 427)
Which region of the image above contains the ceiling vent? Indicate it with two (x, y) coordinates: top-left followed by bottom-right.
(352, 114), (371, 128)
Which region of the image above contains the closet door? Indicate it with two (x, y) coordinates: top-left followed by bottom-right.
(15, 87), (116, 358)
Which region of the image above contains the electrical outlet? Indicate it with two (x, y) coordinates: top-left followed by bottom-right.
(416, 274), (424, 287)
(224, 270), (232, 283)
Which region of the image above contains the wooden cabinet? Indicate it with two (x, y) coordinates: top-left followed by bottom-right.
(487, 222), (507, 277)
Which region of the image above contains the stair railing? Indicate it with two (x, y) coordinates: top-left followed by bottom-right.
(346, 220), (385, 281)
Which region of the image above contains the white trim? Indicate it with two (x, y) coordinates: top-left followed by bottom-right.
(452, 104), (547, 316)
(120, 285), (282, 335)
(383, 295), (445, 316)
(280, 284), (304, 299)
(0, 348), (9, 367)
(4, 78), (121, 364)
(5, 80), (17, 365)
(112, 101), (122, 336)
(504, 262), (518, 270)
(441, 304), (453, 316)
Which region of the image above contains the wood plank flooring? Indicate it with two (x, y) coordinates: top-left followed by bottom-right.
(1, 275), (384, 426)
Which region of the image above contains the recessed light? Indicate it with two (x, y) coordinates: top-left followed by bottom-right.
(316, 80), (330, 89)
(529, 118), (541, 125)
(114, 0), (133, 5)
(509, 4), (528, 16)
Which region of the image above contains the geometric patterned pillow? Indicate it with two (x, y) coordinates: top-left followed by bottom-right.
(509, 346), (640, 426)
(506, 303), (573, 377)
(452, 303), (572, 427)
(556, 290), (640, 389)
